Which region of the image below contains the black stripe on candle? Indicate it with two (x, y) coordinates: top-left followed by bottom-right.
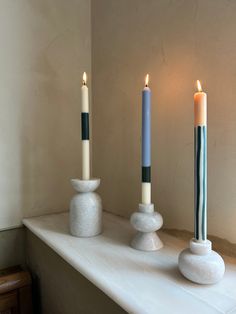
(81, 112), (89, 140)
(142, 166), (151, 182)
(195, 127), (200, 240)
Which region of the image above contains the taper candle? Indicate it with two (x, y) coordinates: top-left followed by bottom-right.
(81, 72), (90, 180)
(194, 80), (207, 242)
(141, 74), (151, 204)
(178, 82), (224, 284)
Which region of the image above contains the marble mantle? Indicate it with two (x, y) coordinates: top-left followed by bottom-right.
(23, 212), (236, 314)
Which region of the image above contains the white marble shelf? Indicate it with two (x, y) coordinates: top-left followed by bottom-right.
(23, 212), (236, 314)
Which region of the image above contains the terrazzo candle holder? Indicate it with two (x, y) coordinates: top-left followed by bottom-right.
(130, 203), (163, 251)
(69, 178), (102, 237)
(178, 238), (225, 285)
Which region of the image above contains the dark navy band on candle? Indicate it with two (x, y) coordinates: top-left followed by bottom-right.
(81, 112), (89, 140)
(142, 166), (151, 182)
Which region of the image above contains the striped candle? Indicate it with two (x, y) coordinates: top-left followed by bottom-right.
(141, 74), (151, 204)
(194, 80), (207, 242)
(81, 72), (90, 180)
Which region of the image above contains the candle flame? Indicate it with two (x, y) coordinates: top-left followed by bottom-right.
(196, 80), (202, 92)
(145, 74), (149, 87)
(83, 72), (87, 85)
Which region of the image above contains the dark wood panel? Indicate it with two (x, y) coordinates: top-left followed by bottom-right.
(0, 268), (32, 314)
(0, 272), (31, 295)
(0, 291), (18, 313)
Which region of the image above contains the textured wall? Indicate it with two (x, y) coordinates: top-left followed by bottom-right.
(0, 0), (91, 229)
(92, 0), (236, 243)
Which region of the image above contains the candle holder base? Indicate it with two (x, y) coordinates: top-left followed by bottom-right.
(130, 203), (163, 251)
(178, 239), (225, 284)
(69, 178), (102, 237)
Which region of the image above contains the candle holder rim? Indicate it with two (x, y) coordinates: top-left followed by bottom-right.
(189, 238), (212, 255)
(71, 178), (100, 193)
(138, 203), (154, 213)
(71, 177), (100, 183)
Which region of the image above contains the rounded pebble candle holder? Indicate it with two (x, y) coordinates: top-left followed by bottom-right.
(69, 178), (102, 237)
(130, 203), (163, 251)
(178, 239), (225, 285)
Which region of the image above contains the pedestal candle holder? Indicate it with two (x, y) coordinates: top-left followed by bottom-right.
(69, 178), (102, 237)
(130, 203), (163, 251)
(178, 239), (225, 285)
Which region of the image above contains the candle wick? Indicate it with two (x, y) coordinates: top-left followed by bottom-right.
(145, 84), (148, 87)
(83, 81), (86, 86)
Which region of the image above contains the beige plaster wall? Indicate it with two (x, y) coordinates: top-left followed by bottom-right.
(91, 0), (236, 243)
(0, 0), (91, 229)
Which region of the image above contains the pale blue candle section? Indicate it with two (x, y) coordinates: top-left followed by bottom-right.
(142, 87), (151, 167)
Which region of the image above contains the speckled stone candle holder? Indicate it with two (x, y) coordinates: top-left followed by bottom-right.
(69, 178), (102, 237)
(178, 239), (225, 284)
(130, 203), (163, 251)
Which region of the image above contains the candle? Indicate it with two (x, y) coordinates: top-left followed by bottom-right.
(141, 74), (151, 204)
(81, 72), (90, 180)
(194, 80), (207, 242)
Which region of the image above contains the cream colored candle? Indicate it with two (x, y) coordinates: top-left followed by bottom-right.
(142, 183), (151, 204)
(81, 72), (90, 180)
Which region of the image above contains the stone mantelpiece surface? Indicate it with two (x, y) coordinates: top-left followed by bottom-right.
(23, 212), (236, 314)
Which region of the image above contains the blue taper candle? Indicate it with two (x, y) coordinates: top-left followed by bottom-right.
(141, 74), (151, 204)
(194, 80), (207, 242)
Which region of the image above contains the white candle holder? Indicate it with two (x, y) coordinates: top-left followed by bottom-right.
(178, 238), (225, 284)
(69, 178), (102, 237)
(130, 203), (163, 251)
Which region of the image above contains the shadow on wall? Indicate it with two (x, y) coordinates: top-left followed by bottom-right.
(9, 0), (93, 222)
(0, 228), (26, 269)
(0, 0), (91, 230)
(164, 228), (236, 258)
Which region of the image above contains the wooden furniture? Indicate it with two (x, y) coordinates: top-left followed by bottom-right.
(0, 267), (32, 314)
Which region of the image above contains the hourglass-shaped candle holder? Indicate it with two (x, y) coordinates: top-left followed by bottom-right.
(69, 178), (102, 237)
(130, 203), (163, 251)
